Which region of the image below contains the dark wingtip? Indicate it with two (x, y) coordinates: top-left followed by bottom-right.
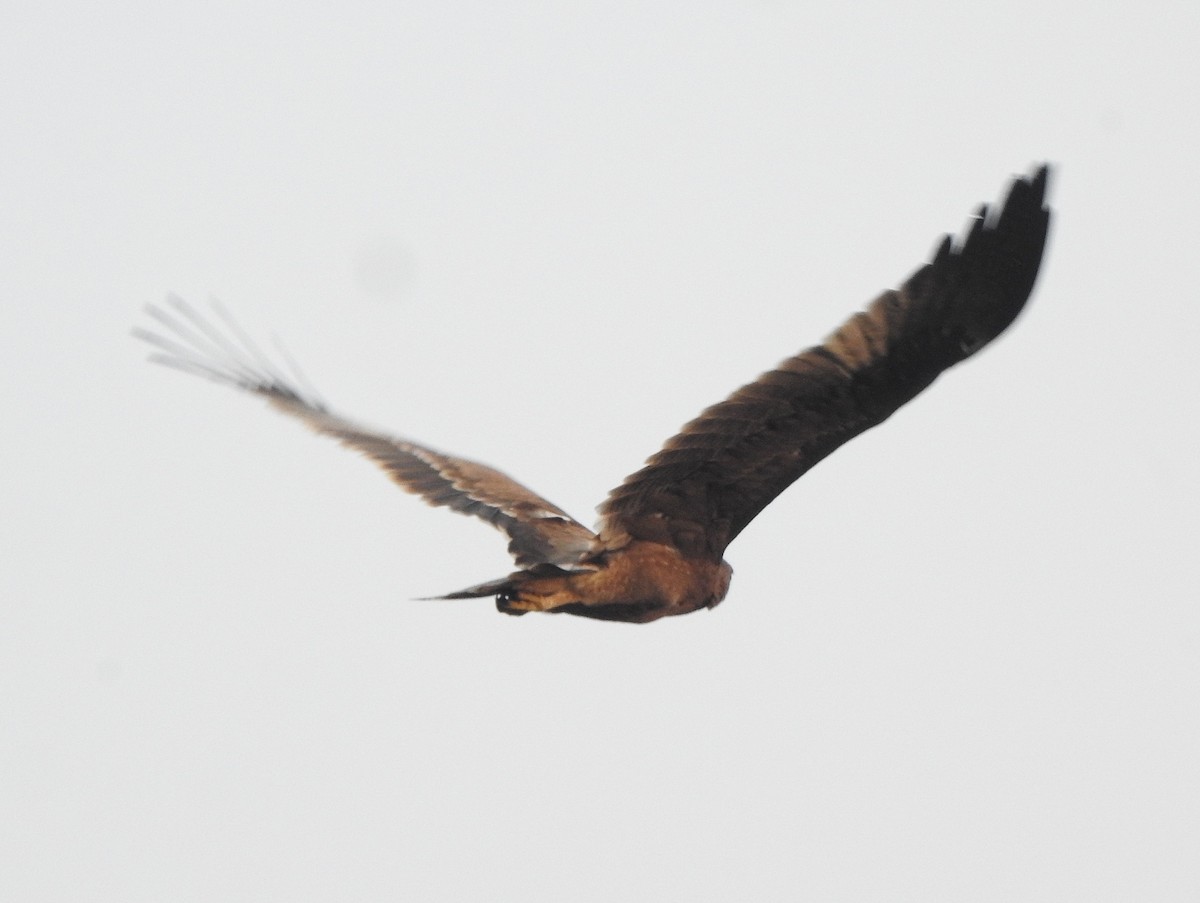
(998, 163), (1051, 224)
(905, 163), (1053, 368)
(1030, 163), (1050, 193)
(932, 233), (954, 264)
(951, 162), (1053, 354)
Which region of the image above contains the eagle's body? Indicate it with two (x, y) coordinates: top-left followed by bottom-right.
(466, 541), (734, 623)
(137, 166), (1051, 622)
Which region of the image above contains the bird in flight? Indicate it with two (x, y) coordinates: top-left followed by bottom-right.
(136, 166), (1051, 623)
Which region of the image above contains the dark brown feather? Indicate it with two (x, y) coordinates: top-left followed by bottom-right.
(597, 166), (1051, 558)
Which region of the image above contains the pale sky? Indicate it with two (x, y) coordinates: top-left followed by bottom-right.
(3, 2), (1199, 900)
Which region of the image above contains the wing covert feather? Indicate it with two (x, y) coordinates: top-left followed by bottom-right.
(598, 166), (1051, 557)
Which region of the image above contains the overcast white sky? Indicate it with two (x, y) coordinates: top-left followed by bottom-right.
(3, 2), (1199, 900)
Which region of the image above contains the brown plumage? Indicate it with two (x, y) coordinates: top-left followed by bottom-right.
(135, 165), (1051, 623)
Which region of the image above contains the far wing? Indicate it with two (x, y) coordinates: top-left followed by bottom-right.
(135, 297), (596, 567)
(598, 166), (1051, 558)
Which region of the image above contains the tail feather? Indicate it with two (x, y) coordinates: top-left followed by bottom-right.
(423, 577), (515, 600)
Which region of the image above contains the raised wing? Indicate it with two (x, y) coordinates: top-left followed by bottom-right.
(135, 297), (596, 567)
(598, 166), (1051, 558)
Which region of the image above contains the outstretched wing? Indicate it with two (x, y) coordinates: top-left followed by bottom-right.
(598, 165), (1051, 558)
(135, 297), (596, 567)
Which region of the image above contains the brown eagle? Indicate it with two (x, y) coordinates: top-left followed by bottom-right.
(136, 166), (1051, 623)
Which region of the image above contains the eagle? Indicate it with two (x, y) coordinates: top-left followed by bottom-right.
(136, 166), (1051, 623)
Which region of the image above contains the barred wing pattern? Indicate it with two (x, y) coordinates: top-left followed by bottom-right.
(598, 166), (1050, 558)
(135, 298), (596, 568)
